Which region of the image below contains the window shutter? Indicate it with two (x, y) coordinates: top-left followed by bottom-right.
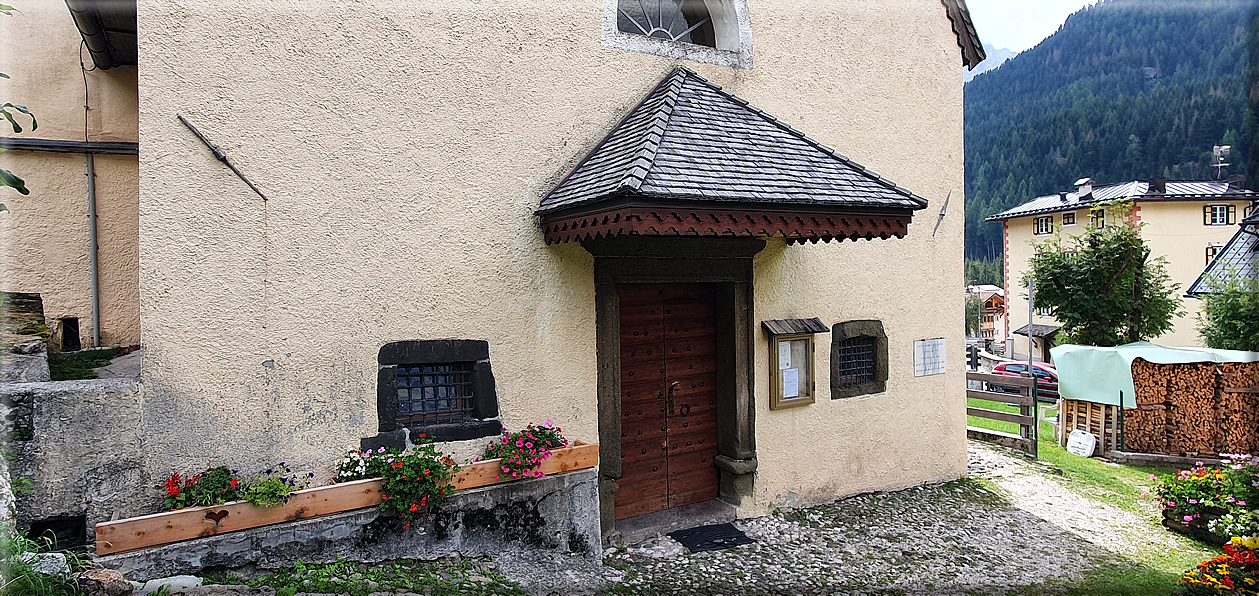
(1229, 204), (1237, 224)
(1204, 205), (1211, 225)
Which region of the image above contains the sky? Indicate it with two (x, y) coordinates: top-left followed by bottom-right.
(965, 0), (1099, 53)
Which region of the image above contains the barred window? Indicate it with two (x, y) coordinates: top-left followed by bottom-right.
(372, 340), (501, 445)
(830, 320), (888, 399)
(835, 337), (877, 389)
(395, 362), (476, 426)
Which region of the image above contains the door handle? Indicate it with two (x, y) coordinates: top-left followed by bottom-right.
(667, 381), (680, 415)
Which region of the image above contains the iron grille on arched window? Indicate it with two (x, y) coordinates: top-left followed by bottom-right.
(617, 0), (716, 48)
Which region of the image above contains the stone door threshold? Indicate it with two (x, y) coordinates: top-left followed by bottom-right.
(612, 499), (736, 546)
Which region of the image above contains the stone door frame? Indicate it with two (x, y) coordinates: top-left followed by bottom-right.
(582, 237), (762, 540)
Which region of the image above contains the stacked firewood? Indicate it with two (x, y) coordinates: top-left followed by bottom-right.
(1125, 360), (1259, 456)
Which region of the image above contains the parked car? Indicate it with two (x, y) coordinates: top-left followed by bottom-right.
(988, 362), (1059, 401)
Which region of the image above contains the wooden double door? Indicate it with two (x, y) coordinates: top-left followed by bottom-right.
(614, 283), (720, 520)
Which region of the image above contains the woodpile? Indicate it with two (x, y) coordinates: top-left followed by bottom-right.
(1123, 360), (1259, 457)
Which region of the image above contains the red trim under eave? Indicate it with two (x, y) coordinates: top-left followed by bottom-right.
(540, 207), (912, 245)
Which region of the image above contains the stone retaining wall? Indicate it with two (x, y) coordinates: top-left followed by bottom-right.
(96, 467), (601, 581)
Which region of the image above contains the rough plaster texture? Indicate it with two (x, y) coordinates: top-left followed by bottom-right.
(96, 468), (601, 582)
(1, 379), (148, 540)
(0, 0), (141, 347)
(0, 0), (138, 143)
(135, 0), (966, 520)
(0, 152), (141, 347)
(1003, 200), (1251, 352)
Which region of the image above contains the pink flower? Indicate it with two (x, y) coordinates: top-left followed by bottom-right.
(516, 440), (524, 447)
(1189, 499), (1198, 505)
(545, 419), (554, 428)
(526, 442), (534, 449)
(502, 466), (510, 472)
(1239, 501), (1248, 506)
(1184, 515), (1194, 522)
(512, 471), (518, 477)
(1141, 491), (1148, 499)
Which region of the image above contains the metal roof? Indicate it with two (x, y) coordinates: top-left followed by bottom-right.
(1187, 217), (1258, 296)
(986, 180), (1254, 222)
(1012, 323), (1060, 338)
(538, 67), (929, 216)
(65, 0), (137, 70)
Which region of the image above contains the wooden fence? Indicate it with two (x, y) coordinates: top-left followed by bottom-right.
(966, 371), (1039, 458)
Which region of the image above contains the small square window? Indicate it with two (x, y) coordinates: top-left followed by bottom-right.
(1090, 209), (1106, 228)
(830, 320), (888, 399)
(1061, 212), (1076, 226)
(835, 337), (877, 389)
(1033, 216), (1053, 235)
(1205, 204), (1235, 225)
(395, 362), (476, 426)
(1206, 244), (1222, 265)
(373, 340), (501, 445)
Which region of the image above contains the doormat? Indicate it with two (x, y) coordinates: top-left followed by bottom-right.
(668, 522), (755, 553)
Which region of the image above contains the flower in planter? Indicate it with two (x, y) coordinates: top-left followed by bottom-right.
(378, 436), (459, 526)
(162, 467), (242, 510)
(482, 423), (567, 481)
(240, 463), (311, 508)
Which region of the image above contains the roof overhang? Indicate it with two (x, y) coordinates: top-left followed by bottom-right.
(941, 0), (986, 69)
(538, 68), (928, 246)
(65, 0), (137, 70)
(1013, 324), (1060, 338)
(540, 199), (914, 246)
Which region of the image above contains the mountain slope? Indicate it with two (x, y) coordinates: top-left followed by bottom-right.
(964, 43), (1016, 83)
(964, 0), (1254, 260)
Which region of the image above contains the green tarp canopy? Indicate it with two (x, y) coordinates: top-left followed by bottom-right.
(1049, 342), (1259, 408)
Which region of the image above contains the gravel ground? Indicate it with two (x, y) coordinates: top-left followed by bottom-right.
(494, 441), (1200, 595)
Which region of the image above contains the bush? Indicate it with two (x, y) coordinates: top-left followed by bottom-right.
(378, 436), (459, 528)
(1197, 275), (1259, 352)
(164, 466), (242, 510)
(240, 463), (313, 508)
(1155, 455), (1259, 541)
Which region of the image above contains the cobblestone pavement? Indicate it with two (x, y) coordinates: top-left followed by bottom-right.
(497, 441), (1202, 595)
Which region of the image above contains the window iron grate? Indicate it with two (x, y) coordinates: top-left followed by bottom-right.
(836, 337), (876, 389)
(395, 362), (476, 426)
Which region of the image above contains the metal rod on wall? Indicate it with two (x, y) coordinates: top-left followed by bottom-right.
(87, 152), (101, 348)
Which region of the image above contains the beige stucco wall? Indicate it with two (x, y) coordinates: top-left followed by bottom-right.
(0, 0), (140, 346)
(135, 0), (965, 514)
(1003, 199), (1250, 354)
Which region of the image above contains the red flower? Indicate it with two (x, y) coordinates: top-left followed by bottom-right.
(403, 522), (410, 530)
(424, 469), (431, 476)
(418, 433), (427, 438)
(165, 473), (182, 496)
(410, 503), (418, 512)
(229, 479), (239, 488)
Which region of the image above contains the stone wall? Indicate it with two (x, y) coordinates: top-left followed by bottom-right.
(1, 379), (148, 542)
(96, 467), (601, 581)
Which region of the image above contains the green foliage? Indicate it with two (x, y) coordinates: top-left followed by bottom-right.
(965, 294), (983, 337)
(965, 0), (1254, 259)
(47, 347), (118, 381)
(965, 257), (1003, 287)
(481, 422), (567, 480)
(0, 5), (34, 199)
(163, 467), (242, 510)
(1025, 205), (1182, 346)
(215, 557), (526, 596)
(1197, 274), (1259, 351)
(240, 463), (310, 508)
(378, 437), (459, 526)
(0, 527), (84, 596)
(333, 447), (391, 483)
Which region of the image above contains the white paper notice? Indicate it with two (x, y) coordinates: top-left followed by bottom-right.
(782, 368), (800, 398)
(778, 341), (792, 369)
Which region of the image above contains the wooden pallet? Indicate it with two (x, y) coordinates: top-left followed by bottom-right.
(95, 441), (598, 556)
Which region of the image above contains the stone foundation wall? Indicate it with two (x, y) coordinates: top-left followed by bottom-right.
(96, 467), (601, 581)
(1, 379), (148, 541)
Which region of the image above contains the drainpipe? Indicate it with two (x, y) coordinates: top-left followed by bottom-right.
(87, 153), (101, 348)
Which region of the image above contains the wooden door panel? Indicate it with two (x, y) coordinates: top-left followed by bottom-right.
(662, 284), (720, 510)
(616, 284), (668, 520)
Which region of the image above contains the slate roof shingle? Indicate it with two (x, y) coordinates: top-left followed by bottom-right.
(537, 67), (929, 216)
(1187, 217), (1258, 296)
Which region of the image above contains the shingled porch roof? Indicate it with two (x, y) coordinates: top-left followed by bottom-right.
(537, 68), (929, 245)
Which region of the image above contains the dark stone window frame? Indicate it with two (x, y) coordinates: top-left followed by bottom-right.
(370, 340), (501, 447)
(830, 320), (889, 399)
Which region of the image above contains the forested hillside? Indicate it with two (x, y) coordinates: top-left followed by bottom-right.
(964, 0), (1255, 264)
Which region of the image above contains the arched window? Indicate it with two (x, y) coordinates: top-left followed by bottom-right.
(617, 0), (716, 48)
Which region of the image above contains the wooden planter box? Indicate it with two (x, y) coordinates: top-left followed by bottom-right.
(1161, 507), (1229, 547)
(95, 441), (598, 556)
